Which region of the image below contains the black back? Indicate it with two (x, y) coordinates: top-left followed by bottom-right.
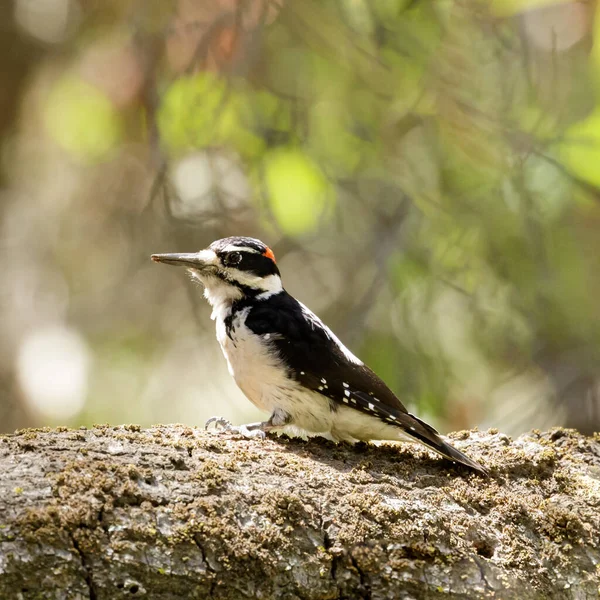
(231, 290), (488, 475)
(238, 291), (409, 414)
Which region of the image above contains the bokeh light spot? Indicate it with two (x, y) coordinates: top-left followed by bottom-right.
(263, 149), (334, 236)
(17, 325), (91, 421)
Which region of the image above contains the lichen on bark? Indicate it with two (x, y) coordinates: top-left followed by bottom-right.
(0, 424), (599, 599)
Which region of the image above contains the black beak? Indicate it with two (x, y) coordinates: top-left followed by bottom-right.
(151, 253), (206, 268)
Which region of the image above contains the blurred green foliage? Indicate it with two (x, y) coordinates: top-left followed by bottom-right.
(46, 76), (124, 161)
(2, 0), (600, 435)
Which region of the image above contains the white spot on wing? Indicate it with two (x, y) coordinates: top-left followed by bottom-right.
(343, 382), (349, 388)
(264, 333), (271, 340)
(344, 390), (350, 397)
(321, 378), (327, 384)
(368, 403), (375, 411)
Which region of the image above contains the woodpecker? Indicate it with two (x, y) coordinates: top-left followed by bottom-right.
(152, 236), (487, 475)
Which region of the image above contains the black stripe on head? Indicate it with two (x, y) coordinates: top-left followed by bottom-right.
(209, 236), (269, 254)
(210, 236), (280, 278)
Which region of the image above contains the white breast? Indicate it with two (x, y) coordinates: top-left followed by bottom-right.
(214, 307), (334, 433)
(215, 307), (286, 409)
(209, 299), (408, 444)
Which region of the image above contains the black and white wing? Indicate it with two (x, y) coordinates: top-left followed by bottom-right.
(244, 292), (487, 476)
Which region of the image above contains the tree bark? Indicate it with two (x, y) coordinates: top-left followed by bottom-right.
(0, 425), (598, 599)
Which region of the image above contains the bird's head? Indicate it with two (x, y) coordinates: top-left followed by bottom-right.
(152, 236), (282, 306)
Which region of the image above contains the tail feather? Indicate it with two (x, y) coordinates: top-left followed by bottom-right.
(345, 390), (488, 475)
(435, 437), (489, 476)
(406, 414), (488, 476)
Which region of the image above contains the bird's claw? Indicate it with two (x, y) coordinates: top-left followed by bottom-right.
(205, 416), (233, 432)
(237, 425), (266, 439)
(204, 417), (266, 439)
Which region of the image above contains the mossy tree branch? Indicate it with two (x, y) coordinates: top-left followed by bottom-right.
(0, 425), (599, 599)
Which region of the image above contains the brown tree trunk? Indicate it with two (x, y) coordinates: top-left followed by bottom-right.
(0, 425), (598, 599)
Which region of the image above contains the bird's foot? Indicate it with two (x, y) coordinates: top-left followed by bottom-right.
(204, 417), (266, 439)
(205, 416), (233, 432)
(236, 425), (267, 439)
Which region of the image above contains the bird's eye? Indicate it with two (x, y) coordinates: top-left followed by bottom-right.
(227, 252), (242, 266)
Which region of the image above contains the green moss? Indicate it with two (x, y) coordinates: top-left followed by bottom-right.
(123, 424), (142, 432)
(2, 425), (598, 599)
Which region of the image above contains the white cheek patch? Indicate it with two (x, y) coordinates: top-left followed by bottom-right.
(229, 272), (282, 295)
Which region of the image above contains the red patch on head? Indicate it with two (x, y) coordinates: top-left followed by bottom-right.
(263, 247), (276, 263)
